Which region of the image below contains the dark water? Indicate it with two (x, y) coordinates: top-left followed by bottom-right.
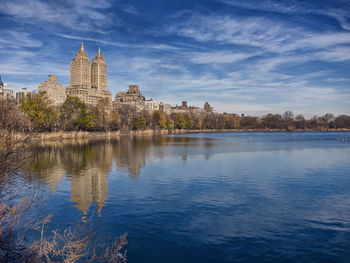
(22, 132), (350, 262)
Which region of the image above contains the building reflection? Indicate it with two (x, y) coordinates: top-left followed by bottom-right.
(23, 135), (214, 215)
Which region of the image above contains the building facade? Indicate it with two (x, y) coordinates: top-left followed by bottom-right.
(114, 85), (146, 111)
(70, 42), (91, 88)
(16, 88), (32, 104)
(91, 48), (107, 91)
(38, 75), (66, 106)
(66, 43), (112, 106)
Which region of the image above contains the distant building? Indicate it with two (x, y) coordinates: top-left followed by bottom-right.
(66, 43), (112, 106)
(114, 85), (146, 111)
(16, 88), (31, 104)
(159, 102), (171, 114)
(0, 76), (4, 98)
(204, 102), (211, 111)
(38, 75), (66, 106)
(168, 100), (215, 116)
(0, 77), (14, 100)
(144, 99), (160, 112)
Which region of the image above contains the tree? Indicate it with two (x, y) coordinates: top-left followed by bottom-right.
(192, 116), (203, 129)
(172, 113), (186, 129)
(109, 110), (121, 131)
(183, 114), (192, 129)
(294, 114), (306, 130)
(132, 116), (146, 130)
(59, 97), (95, 131)
(283, 111), (294, 130)
(166, 116), (175, 131)
(323, 113), (335, 129)
(20, 93), (57, 132)
(116, 104), (136, 130)
(152, 110), (167, 129)
(335, 115), (350, 129)
(0, 99), (29, 132)
(240, 116), (261, 129)
(262, 114), (284, 129)
(94, 98), (112, 131)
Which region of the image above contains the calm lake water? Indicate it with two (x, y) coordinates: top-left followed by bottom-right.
(22, 132), (350, 262)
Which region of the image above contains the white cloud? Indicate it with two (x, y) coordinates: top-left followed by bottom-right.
(189, 51), (255, 64)
(0, 0), (112, 31)
(218, 0), (350, 30)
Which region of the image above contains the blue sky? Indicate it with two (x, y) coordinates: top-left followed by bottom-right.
(0, 0), (349, 116)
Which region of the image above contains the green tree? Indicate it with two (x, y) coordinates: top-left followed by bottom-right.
(132, 116), (146, 130)
(20, 93), (57, 132)
(172, 113), (186, 129)
(152, 110), (167, 129)
(183, 114), (192, 129)
(59, 97), (95, 131)
(166, 116), (175, 131)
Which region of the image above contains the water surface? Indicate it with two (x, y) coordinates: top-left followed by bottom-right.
(23, 132), (350, 262)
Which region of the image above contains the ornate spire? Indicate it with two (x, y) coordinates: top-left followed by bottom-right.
(97, 47), (101, 56)
(80, 42), (84, 51)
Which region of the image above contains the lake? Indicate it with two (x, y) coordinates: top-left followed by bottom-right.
(22, 132), (350, 262)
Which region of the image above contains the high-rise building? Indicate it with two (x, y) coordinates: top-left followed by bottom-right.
(66, 43), (112, 106)
(91, 48), (107, 91)
(70, 42), (91, 88)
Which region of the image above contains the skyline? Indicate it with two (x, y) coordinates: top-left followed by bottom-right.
(0, 0), (350, 117)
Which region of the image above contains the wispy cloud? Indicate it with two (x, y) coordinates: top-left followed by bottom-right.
(218, 0), (350, 30)
(1, 0), (112, 31)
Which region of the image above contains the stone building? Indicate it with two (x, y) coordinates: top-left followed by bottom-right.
(66, 43), (112, 106)
(114, 85), (146, 111)
(38, 75), (66, 106)
(91, 48), (107, 91)
(16, 88), (32, 104)
(70, 42), (91, 88)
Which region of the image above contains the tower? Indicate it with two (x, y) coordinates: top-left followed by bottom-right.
(91, 47), (107, 91)
(70, 42), (91, 88)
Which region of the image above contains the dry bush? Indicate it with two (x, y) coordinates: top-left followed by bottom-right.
(0, 200), (127, 263)
(0, 99), (29, 132)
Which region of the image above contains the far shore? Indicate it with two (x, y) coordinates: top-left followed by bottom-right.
(14, 128), (350, 142)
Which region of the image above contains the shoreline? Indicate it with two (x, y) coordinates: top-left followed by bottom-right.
(22, 128), (350, 142)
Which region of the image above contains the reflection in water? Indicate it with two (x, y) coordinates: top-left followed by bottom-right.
(20, 132), (350, 262)
(23, 136), (215, 214)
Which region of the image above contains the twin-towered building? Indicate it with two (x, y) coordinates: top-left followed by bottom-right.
(66, 43), (112, 106)
(39, 43), (112, 106)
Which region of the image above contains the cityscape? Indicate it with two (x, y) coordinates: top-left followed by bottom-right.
(0, 42), (215, 117)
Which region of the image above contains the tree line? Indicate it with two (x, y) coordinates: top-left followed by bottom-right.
(1, 93), (350, 133)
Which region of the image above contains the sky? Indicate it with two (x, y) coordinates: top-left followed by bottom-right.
(0, 0), (349, 117)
